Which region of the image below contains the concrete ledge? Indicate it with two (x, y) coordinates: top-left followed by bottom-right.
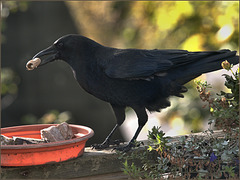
(1, 130), (224, 179)
(1, 147), (127, 179)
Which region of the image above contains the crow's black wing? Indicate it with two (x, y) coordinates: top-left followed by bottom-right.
(101, 49), (189, 79)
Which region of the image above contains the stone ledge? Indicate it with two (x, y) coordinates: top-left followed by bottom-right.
(1, 130), (224, 179)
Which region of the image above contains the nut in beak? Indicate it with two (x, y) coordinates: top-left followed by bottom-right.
(26, 58), (41, 70)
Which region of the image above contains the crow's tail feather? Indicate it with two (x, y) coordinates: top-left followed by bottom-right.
(170, 50), (239, 85)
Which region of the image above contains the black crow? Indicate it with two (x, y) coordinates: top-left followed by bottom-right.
(27, 34), (239, 151)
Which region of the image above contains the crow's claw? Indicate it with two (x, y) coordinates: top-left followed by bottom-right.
(91, 139), (124, 150)
(114, 143), (134, 152)
(114, 141), (144, 152)
(91, 143), (109, 150)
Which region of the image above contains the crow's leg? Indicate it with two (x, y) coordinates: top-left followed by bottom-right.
(92, 124), (119, 149)
(116, 107), (148, 152)
(92, 105), (126, 150)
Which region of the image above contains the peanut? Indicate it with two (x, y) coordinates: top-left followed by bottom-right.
(26, 58), (41, 70)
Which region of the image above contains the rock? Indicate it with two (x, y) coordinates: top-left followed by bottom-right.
(1, 135), (14, 145)
(12, 136), (46, 145)
(41, 122), (74, 142)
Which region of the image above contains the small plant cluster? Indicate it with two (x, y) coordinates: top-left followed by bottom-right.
(119, 61), (239, 179)
(195, 60), (239, 132)
(119, 127), (239, 179)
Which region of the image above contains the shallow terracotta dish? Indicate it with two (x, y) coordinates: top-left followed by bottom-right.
(1, 124), (94, 167)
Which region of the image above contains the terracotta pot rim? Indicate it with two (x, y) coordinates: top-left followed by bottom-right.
(1, 124), (94, 150)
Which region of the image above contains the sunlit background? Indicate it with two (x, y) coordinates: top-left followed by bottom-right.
(1, 1), (239, 144)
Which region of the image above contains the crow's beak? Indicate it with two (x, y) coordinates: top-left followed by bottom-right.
(32, 45), (59, 67)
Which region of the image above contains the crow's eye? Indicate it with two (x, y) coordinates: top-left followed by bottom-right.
(56, 42), (64, 49)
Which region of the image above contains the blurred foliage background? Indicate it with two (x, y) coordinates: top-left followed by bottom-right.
(65, 1), (239, 50)
(1, 1), (239, 142)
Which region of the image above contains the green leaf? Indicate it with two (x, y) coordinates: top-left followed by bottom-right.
(221, 141), (228, 146)
(223, 166), (235, 178)
(221, 152), (231, 162)
(148, 146), (153, 152)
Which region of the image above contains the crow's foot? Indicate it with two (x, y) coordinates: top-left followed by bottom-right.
(91, 142), (109, 150)
(114, 141), (144, 152)
(91, 139), (124, 150)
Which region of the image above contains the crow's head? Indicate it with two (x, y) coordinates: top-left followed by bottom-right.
(27, 34), (98, 70)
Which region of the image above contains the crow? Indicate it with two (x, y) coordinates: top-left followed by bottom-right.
(28, 34), (239, 151)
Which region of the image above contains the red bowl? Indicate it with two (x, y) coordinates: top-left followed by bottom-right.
(1, 124), (94, 167)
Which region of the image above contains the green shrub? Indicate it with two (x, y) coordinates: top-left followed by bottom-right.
(119, 61), (239, 179)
